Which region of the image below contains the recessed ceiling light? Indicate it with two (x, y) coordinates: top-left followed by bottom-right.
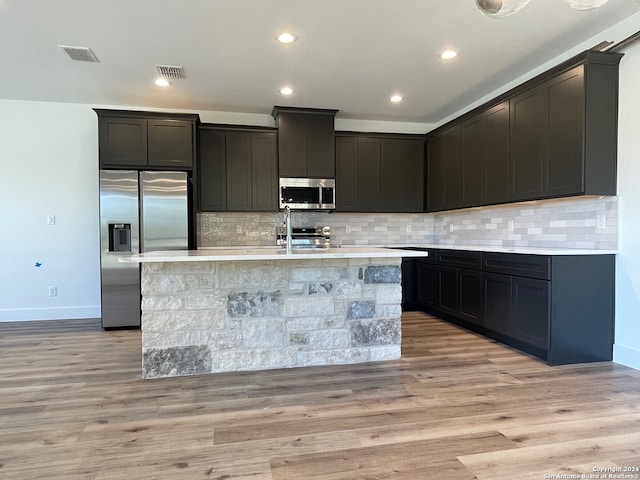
(279, 86), (294, 95)
(154, 78), (170, 87)
(277, 32), (296, 44)
(390, 95), (403, 103)
(440, 49), (459, 60)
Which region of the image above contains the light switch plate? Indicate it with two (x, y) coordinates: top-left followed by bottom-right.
(47, 214), (55, 225)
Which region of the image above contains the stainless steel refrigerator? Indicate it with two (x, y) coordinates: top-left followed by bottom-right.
(99, 170), (189, 329)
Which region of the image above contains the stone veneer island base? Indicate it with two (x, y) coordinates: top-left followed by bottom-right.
(133, 248), (425, 379)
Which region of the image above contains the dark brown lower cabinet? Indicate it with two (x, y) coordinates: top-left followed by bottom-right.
(436, 267), (483, 325)
(458, 269), (482, 325)
(483, 273), (511, 336)
(419, 264), (483, 325)
(400, 259), (417, 308)
(407, 249), (614, 366)
(438, 267), (458, 315)
(510, 277), (550, 349)
(417, 261), (438, 310)
(483, 273), (550, 350)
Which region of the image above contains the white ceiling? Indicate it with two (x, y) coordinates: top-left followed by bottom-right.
(0, 0), (639, 124)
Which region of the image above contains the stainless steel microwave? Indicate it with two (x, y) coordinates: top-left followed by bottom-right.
(279, 177), (336, 210)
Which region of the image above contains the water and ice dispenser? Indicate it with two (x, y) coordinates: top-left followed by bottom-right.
(108, 223), (131, 252)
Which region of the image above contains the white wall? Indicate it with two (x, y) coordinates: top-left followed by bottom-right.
(0, 100), (101, 320)
(614, 42), (640, 369)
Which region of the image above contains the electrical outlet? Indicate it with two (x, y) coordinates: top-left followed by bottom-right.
(597, 214), (606, 229)
(346, 225), (351, 234)
(47, 214), (55, 225)
(508, 220), (514, 232)
(406, 225), (412, 234)
(236, 225), (242, 234)
(49, 286), (57, 297)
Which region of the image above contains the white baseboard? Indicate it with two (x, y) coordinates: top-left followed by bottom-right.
(0, 306), (101, 322)
(613, 344), (640, 371)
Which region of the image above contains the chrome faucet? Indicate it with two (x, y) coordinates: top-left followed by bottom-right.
(283, 206), (292, 254)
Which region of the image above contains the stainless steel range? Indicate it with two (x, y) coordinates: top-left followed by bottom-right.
(276, 226), (331, 249)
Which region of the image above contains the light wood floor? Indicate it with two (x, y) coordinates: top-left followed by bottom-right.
(1, 312), (640, 479)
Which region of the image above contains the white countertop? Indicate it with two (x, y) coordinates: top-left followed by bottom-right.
(125, 246), (431, 263)
(124, 243), (616, 263)
(381, 243), (617, 256)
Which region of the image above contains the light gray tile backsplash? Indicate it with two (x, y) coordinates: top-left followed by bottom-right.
(434, 196), (618, 249)
(198, 211), (435, 247)
(198, 196), (618, 250)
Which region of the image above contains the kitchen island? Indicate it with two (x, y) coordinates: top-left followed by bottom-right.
(127, 247), (430, 378)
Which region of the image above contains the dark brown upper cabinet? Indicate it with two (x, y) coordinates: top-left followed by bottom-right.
(510, 85), (546, 201)
(543, 67), (585, 197)
(335, 136), (359, 211)
(198, 126), (278, 212)
(427, 125), (461, 212)
(335, 136), (380, 212)
(425, 50), (622, 213)
(95, 110), (198, 169)
(336, 133), (424, 213)
(198, 128), (226, 211)
(147, 119), (195, 168)
(380, 138), (425, 212)
(272, 106), (338, 178)
(460, 102), (510, 208)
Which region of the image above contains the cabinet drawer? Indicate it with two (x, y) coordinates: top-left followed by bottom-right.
(483, 253), (550, 280)
(437, 250), (482, 270)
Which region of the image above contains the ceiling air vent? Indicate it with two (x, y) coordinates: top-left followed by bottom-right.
(58, 45), (99, 63)
(156, 65), (186, 80)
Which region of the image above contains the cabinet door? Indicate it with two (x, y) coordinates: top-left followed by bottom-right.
(438, 267), (458, 315)
(543, 66), (585, 197)
(251, 132), (278, 211)
(461, 115), (485, 208)
(484, 102), (510, 205)
(335, 137), (359, 211)
(510, 86), (545, 201)
(404, 140), (425, 212)
(510, 277), (550, 349)
(483, 273), (511, 335)
(380, 139), (405, 212)
(98, 117), (147, 167)
(226, 131), (252, 211)
(417, 261), (438, 310)
(357, 138), (381, 212)
(277, 113), (307, 177)
(426, 134), (445, 212)
(459, 269), (483, 325)
(306, 114), (335, 178)
(442, 126), (462, 210)
(147, 119), (194, 167)
(381, 139), (424, 212)
(198, 129), (226, 211)
(401, 259), (417, 307)
(427, 124), (462, 212)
